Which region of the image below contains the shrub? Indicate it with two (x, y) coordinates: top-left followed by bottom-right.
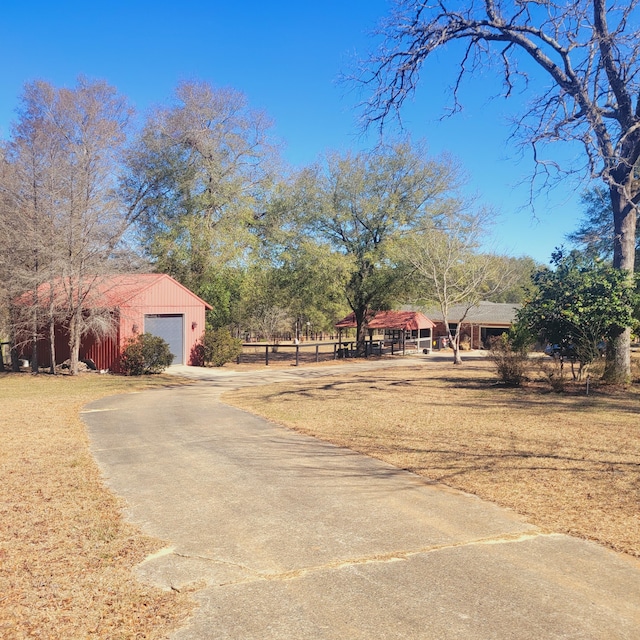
(120, 333), (174, 375)
(487, 334), (529, 386)
(198, 327), (242, 367)
(536, 357), (567, 393)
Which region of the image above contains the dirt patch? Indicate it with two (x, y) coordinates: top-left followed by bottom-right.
(0, 372), (195, 639)
(223, 357), (640, 559)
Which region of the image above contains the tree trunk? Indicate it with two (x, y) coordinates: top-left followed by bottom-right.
(47, 284), (57, 374)
(611, 184), (636, 272)
(48, 315), (57, 375)
(9, 313), (20, 372)
(30, 309), (39, 373)
(354, 307), (368, 356)
(448, 326), (463, 365)
(10, 342), (20, 372)
(604, 327), (631, 383)
(30, 333), (39, 372)
(605, 186), (636, 383)
(68, 314), (82, 375)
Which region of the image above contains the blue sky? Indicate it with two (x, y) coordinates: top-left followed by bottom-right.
(1, 0), (591, 264)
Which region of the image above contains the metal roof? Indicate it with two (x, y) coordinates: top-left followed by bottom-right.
(335, 310), (435, 331)
(18, 273), (213, 310)
(404, 301), (521, 325)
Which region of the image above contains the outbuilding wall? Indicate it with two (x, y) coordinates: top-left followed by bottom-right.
(30, 275), (209, 372)
(32, 322), (120, 372)
(115, 276), (208, 370)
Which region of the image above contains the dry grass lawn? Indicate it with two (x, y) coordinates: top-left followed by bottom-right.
(224, 357), (640, 559)
(1, 372), (195, 639)
(3, 353), (639, 637)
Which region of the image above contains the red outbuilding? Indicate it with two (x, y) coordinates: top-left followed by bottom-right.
(27, 273), (212, 371)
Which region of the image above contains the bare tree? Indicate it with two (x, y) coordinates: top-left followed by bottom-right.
(0, 78), (134, 374)
(54, 79), (133, 374)
(360, 0), (640, 381)
(400, 207), (514, 364)
(0, 85), (64, 372)
(0, 145), (23, 371)
(249, 305), (292, 345)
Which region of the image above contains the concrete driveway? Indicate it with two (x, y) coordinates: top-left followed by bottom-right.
(83, 362), (640, 639)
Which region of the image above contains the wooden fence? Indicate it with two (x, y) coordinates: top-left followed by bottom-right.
(238, 339), (429, 366)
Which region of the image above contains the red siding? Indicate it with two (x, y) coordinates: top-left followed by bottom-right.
(30, 275), (210, 372)
(112, 276), (208, 371)
(83, 333), (121, 371)
(117, 276), (207, 369)
(31, 327), (71, 369)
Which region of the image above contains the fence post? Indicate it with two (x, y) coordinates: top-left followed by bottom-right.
(315, 344), (319, 363)
(295, 344), (299, 366)
(265, 345), (269, 366)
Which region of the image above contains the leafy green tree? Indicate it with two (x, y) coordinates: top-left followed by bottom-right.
(483, 256), (540, 304)
(517, 250), (639, 380)
(237, 263), (294, 342)
(124, 80), (279, 298)
(289, 141), (459, 352)
(276, 239), (351, 337)
(198, 267), (245, 330)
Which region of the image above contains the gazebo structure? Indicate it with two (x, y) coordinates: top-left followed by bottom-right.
(335, 310), (435, 355)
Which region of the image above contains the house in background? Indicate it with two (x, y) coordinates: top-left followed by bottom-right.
(406, 302), (521, 349)
(27, 274), (211, 371)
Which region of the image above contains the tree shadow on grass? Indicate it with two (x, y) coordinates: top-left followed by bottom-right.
(390, 444), (640, 480)
(243, 363), (640, 419)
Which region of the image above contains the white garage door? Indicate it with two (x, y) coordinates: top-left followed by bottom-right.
(144, 314), (184, 364)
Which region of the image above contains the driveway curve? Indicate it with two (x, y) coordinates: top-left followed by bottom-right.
(82, 361), (640, 639)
